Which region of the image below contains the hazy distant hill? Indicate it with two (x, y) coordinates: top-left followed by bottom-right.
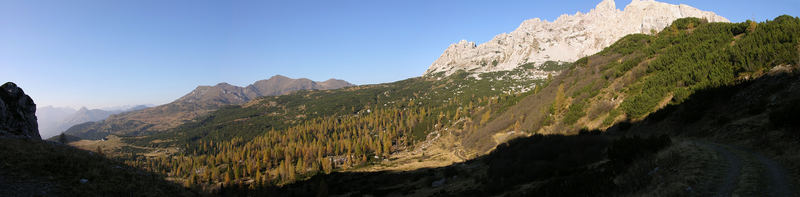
(36, 106), (77, 138)
(37, 105), (149, 138)
(63, 75), (353, 139)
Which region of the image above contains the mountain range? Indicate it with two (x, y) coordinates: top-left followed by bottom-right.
(62, 75), (353, 140)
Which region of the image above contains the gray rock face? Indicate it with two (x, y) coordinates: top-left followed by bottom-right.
(425, 0), (729, 76)
(0, 82), (40, 140)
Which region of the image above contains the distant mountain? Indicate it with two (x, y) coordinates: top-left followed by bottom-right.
(62, 106), (149, 129)
(63, 75), (353, 139)
(37, 105), (148, 138)
(37, 106), (77, 138)
(174, 75), (352, 105)
(99, 104), (151, 112)
(243, 75), (352, 99)
(425, 0), (728, 76)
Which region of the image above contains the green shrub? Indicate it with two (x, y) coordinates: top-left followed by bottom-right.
(602, 109), (620, 127)
(520, 62), (536, 69)
(600, 34), (653, 55)
(671, 17), (707, 30)
(563, 100), (587, 125)
(540, 61), (575, 72)
(575, 57), (589, 67)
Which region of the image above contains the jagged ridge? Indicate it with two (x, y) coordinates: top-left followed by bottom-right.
(425, 0), (728, 76)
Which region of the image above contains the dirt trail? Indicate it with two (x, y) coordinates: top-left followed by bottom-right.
(697, 142), (742, 197)
(694, 141), (795, 197)
(753, 152), (795, 197)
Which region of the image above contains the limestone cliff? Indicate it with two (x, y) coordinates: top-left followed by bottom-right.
(425, 0), (728, 76)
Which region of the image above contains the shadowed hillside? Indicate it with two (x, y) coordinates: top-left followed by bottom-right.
(0, 138), (197, 196)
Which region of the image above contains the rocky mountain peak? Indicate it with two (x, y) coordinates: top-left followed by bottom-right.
(0, 82), (40, 140)
(595, 0), (617, 11)
(215, 82), (234, 87)
(269, 75), (290, 80)
(425, 0), (728, 76)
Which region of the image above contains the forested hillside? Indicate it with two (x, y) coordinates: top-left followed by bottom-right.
(112, 67), (549, 190)
(253, 71), (800, 196)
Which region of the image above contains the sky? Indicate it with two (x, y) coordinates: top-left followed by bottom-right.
(1, 0), (798, 109)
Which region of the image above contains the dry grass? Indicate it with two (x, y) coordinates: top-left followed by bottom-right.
(70, 135), (178, 158)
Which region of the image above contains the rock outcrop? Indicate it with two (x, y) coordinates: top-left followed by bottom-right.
(425, 0), (729, 76)
(0, 82), (40, 140)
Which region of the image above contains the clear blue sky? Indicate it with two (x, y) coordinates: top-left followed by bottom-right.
(1, 0), (797, 109)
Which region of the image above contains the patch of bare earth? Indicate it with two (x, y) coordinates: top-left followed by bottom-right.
(354, 129), (469, 172)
